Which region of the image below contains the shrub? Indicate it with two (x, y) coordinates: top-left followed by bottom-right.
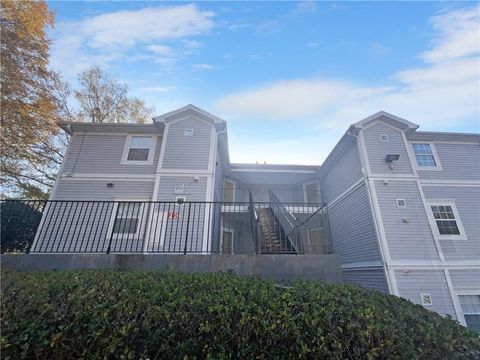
(1, 270), (479, 359)
(0, 201), (43, 253)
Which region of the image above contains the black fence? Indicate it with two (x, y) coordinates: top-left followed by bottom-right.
(1, 199), (331, 255)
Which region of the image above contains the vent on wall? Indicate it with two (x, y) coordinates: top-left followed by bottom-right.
(396, 199), (407, 207)
(380, 134), (389, 142)
(184, 128), (193, 136)
(420, 293), (433, 306)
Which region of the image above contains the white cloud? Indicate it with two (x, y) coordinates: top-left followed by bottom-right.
(139, 86), (176, 93)
(229, 23), (251, 30)
(294, 2), (318, 15)
(51, 4), (214, 80)
(193, 63), (214, 70)
(421, 5), (479, 63)
(215, 5), (480, 131)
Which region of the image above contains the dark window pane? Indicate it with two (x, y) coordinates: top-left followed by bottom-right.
(127, 148), (149, 161)
(436, 220), (460, 235)
(113, 218), (139, 234)
(465, 315), (480, 333)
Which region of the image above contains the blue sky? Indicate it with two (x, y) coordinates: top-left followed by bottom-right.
(47, 1), (479, 164)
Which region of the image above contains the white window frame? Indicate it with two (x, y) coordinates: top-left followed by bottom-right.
(380, 134), (389, 143)
(410, 142), (443, 171)
(455, 289), (480, 332)
(223, 180), (235, 202)
(396, 199), (407, 208)
(121, 135), (157, 165)
(426, 200), (467, 241)
(303, 181), (319, 203)
(107, 198), (149, 241)
(221, 228), (234, 255)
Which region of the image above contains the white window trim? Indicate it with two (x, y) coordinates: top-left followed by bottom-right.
(410, 142), (443, 171)
(426, 200), (467, 241)
(223, 180), (235, 202)
(303, 181), (319, 203)
(120, 134), (157, 165)
(457, 293), (480, 328)
(106, 198), (150, 241)
(221, 228), (234, 255)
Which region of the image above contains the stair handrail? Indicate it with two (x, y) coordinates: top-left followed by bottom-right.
(268, 189), (298, 252)
(248, 190), (259, 253)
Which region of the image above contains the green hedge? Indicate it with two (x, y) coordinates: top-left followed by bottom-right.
(1, 271), (479, 359)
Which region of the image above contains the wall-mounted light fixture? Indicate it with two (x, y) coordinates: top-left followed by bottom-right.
(106, 183), (114, 188)
(385, 154), (400, 162)
(385, 154), (400, 170)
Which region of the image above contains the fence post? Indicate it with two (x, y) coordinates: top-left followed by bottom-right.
(106, 203), (120, 254)
(183, 203), (192, 255)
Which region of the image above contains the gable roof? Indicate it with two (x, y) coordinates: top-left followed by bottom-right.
(352, 111), (419, 133)
(153, 104), (226, 127)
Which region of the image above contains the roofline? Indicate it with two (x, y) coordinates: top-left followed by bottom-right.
(58, 122), (159, 135)
(353, 111), (419, 130)
(153, 104), (226, 124)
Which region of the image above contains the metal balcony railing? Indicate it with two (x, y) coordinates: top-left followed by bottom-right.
(0, 199), (332, 255)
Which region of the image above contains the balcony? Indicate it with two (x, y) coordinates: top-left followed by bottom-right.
(1, 196), (331, 256)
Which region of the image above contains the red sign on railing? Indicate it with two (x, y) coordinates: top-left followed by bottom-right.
(167, 211), (180, 219)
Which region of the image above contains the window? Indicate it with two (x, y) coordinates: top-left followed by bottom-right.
(223, 180), (235, 202)
(222, 229), (234, 254)
(174, 183), (191, 194)
(431, 205), (460, 235)
(184, 128), (193, 136)
(396, 199), (407, 208)
(420, 293), (433, 306)
(112, 202), (144, 235)
(380, 134), (389, 142)
(428, 202), (466, 240)
(458, 295), (480, 333)
(412, 143), (438, 167)
(121, 135), (156, 165)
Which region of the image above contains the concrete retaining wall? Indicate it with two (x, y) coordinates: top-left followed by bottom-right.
(1, 254), (343, 283)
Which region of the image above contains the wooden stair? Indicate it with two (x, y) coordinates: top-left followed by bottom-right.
(257, 208), (296, 254)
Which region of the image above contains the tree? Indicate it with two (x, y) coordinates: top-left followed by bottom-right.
(0, 0), (66, 199)
(75, 65), (153, 124)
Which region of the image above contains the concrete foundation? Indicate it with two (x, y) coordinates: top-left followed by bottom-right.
(1, 254), (343, 283)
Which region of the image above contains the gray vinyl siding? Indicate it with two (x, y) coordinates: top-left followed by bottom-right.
(416, 143), (480, 180)
(54, 180), (154, 200)
(328, 183), (382, 264)
(449, 270), (480, 291)
(154, 176), (207, 202)
(374, 180), (440, 261)
(421, 185), (480, 261)
(363, 122), (414, 175)
(343, 268), (389, 293)
(63, 134), (161, 174)
(394, 269), (456, 319)
(161, 117), (213, 170)
(221, 213), (255, 254)
(321, 140), (363, 204)
(35, 180), (154, 253)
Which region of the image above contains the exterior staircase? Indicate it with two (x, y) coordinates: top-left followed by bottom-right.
(257, 208), (296, 254)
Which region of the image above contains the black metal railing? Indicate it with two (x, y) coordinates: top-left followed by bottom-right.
(0, 199), (332, 255)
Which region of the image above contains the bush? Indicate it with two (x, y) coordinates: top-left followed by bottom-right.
(0, 201), (43, 253)
(1, 271), (479, 359)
